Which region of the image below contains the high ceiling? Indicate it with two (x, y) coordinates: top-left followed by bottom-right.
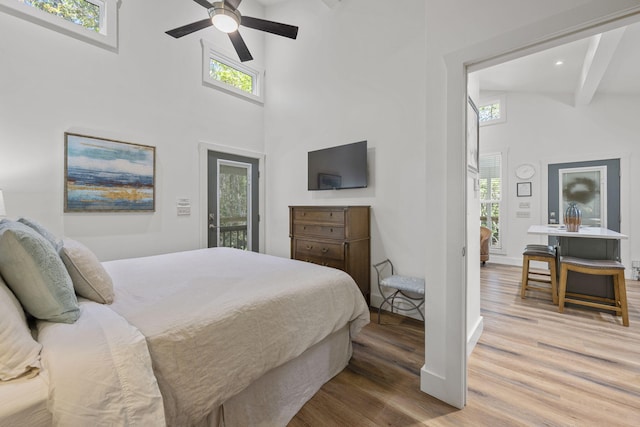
(474, 20), (640, 100)
(255, 0), (286, 5)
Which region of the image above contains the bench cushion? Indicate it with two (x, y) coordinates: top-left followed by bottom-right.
(560, 256), (624, 270)
(380, 275), (425, 295)
(523, 244), (556, 257)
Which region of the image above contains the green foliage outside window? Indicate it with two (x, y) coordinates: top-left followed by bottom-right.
(210, 59), (253, 94)
(479, 102), (500, 122)
(23, 0), (100, 32)
(479, 153), (502, 249)
(218, 165), (249, 250)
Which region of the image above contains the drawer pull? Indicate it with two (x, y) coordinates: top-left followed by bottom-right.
(329, 212), (333, 217)
(306, 245), (313, 250)
(330, 228), (333, 232)
(321, 248), (328, 253)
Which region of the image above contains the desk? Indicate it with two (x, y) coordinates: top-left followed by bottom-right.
(527, 225), (627, 299)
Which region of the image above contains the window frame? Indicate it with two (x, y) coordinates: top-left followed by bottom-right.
(201, 39), (264, 104)
(0, 0), (117, 49)
(478, 93), (506, 126)
(479, 150), (507, 254)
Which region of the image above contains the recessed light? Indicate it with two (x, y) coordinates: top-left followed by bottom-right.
(555, 60), (564, 66)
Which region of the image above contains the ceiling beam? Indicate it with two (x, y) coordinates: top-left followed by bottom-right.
(574, 26), (626, 106)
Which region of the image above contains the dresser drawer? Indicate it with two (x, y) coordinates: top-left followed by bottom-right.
(294, 239), (344, 261)
(293, 254), (345, 269)
(292, 208), (345, 225)
(292, 224), (345, 239)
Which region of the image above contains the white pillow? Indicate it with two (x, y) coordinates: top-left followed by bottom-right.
(59, 238), (114, 304)
(0, 275), (42, 381)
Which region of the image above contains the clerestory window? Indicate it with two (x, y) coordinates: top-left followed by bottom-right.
(201, 40), (264, 104)
(478, 94), (506, 126)
(0, 0), (117, 48)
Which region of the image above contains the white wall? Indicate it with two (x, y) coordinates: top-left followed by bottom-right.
(0, 0), (267, 261)
(263, 0), (428, 308)
(480, 91), (638, 274)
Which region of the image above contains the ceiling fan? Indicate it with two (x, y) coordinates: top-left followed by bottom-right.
(166, 0), (299, 62)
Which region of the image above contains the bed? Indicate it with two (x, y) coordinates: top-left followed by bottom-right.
(0, 220), (370, 427)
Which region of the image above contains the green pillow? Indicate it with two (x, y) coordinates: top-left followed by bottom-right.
(0, 222), (79, 323)
(17, 217), (63, 251)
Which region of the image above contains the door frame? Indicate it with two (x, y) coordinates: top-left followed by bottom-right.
(429, 3), (640, 410)
(199, 141), (266, 253)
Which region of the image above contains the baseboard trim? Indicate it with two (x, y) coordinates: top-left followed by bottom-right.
(420, 366), (464, 409)
(467, 316), (484, 357)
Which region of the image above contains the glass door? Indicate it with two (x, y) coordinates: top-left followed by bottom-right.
(548, 158), (620, 231)
(558, 166), (606, 227)
(207, 151), (259, 251)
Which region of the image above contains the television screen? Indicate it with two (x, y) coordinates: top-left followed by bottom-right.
(308, 141), (368, 190)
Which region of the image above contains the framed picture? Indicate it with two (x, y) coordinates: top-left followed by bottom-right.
(64, 133), (156, 212)
(517, 181), (532, 197)
(467, 97), (479, 173)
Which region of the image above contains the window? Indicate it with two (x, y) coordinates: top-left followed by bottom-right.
(201, 40), (264, 104)
(0, 0), (117, 48)
(478, 94), (506, 126)
(480, 152), (504, 250)
(210, 59), (253, 94)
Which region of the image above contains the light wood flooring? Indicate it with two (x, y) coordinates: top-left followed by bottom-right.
(289, 263), (640, 426)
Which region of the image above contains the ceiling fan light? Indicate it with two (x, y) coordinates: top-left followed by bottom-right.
(209, 3), (240, 33)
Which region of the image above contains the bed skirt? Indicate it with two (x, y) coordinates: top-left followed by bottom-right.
(212, 325), (352, 427)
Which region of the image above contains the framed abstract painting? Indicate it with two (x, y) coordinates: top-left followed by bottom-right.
(64, 133), (156, 212)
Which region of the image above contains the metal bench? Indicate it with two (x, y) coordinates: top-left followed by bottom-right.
(373, 259), (425, 324)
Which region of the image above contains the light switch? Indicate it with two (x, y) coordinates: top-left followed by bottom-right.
(177, 198), (191, 216)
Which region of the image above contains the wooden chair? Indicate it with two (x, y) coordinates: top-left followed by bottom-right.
(521, 244), (558, 304)
(480, 226), (491, 265)
(558, 256), (629, 326)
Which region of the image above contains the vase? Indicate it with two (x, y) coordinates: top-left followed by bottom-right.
(564, 202), (581, 232)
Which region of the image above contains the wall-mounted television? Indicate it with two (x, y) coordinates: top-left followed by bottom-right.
(308, 141), (368, 191)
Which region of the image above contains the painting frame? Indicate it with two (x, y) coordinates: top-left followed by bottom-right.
(64, 133), (156, 213)
(517, 181), (532, 197)
(467, 96), (480, 173)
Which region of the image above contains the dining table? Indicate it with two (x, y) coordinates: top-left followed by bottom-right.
(527, 225), (628, 299)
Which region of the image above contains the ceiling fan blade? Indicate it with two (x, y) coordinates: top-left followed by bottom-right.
(166, 18), (213, 38)
(192, 0), (213, 9)
(228, 31), (253, 62)
(241, 16), (298, 39)
(225, 0), (242, 10)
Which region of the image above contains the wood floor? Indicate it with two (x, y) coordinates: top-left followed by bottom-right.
(289, 263), (640, 426)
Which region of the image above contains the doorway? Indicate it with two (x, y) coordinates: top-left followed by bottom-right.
(454, 7), (640, 411)
(207, 150), (259, 251)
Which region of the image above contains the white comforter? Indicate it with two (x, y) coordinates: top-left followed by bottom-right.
(37, 301), (166, 426)
(104, 248), (370, 426)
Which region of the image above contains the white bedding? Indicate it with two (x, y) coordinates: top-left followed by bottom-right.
(0, 373), (50, 426)
(37, 301), (166, 426)
(104, 247), (370, 426)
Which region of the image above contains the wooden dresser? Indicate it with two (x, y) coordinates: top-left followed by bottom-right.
(289, 205), (370, 303)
